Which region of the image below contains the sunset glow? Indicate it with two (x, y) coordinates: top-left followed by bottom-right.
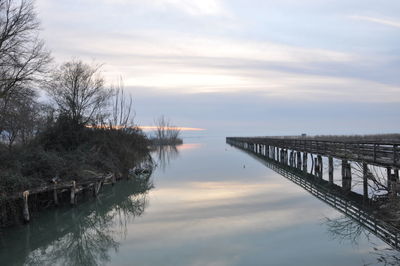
(139, 126), (206, 131)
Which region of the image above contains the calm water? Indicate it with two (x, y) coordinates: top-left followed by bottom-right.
(0, 137), (398, 266)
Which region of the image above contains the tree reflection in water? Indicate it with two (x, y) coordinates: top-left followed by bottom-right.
(24, 177), (153, 266)
(153, 145), (180, 172)
(324, 215), (400, 266)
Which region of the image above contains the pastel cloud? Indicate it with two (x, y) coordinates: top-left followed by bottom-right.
(350, 15), (400, 29)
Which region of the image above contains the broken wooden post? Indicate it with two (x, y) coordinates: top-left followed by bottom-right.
(70, 181), (76, 205)
(328, 156), (334, 184)
(22, 191), (30, 223)
(302, 152), (308, 173)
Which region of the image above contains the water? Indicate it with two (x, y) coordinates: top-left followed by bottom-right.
(0, 137), (398, 266)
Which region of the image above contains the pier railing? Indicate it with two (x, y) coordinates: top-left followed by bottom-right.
(227, 137), (400, 168)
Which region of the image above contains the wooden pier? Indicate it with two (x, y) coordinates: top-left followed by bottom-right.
(226, 136), (400, 250)
(226, 136), (400, 201)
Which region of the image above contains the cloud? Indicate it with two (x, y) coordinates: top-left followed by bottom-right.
(350, 15), (400, 29)
(100, 0), (229, 16)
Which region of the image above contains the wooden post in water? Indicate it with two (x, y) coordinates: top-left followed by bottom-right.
(22, 191), (30, 223)
(53, 186), (58, 206)
(328, 156), (334, 184)
(387, 167), (392, 193)
(290, 151), (294, 167)
(363, 163), (369, 203)
(314, 157), (318, 177)
(285, 150), (288, 165)
(278, 148), (281, 162)
(70, 181), (76, 205)
(303, 152), (308, 173)
(94, 181), (102, 197)
(394, 168), (399, 198)
(342, 160), (352, 192)
(111, 174), (116, 186)
(297, 152), (302, 169)
(317, 155), (323, 178)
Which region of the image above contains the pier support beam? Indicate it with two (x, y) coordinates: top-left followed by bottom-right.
(328, 157), (334, 184)
(290, 151), (294, 167)
(317, 155), (323, 179)
(284, 150), (288, 165)
(388, 168), (399, 198)
(303, 152), (308, 173)
(342, 160), (352, 192)
(22, 191), (30, 223)
(297, 152), (302, 169)
(363, 163), (369, 204)
(70, 181), (76, 205)
(314, 157), (318, 177)
(53, 187), (58, 206)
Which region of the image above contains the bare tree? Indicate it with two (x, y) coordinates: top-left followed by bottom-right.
(109, 79), (135, 129)
(46, 60), (112, 125)
(0, 86), (44, 149)
(153, 115), (181, 145)
(0, 0), (51, 106)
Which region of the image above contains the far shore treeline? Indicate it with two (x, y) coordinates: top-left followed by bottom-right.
(0, 0), (180, 212)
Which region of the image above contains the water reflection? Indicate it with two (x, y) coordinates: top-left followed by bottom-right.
(230, 142), (400, 265)
(324, 215), (400, 266)
(153, 145), (180, 171)
(325, 215), (369, 245)
(152, 143), (202, 171)
(0, 177), (153, 266)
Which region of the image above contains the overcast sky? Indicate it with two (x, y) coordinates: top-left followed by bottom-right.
(36, 0), (400, 137)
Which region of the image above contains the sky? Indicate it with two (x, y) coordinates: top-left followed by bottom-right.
(35, 0), (400, 137)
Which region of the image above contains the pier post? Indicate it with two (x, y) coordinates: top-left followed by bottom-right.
(328, 157), (334, 184)
(297, 152), (302, 169)
(387, 167), (392, 192)
(303, 152), (308, 173)
(112, 174), (116, 185)
(94, 181), (102, 197)
(22, 191), (30, 223)
(394, 169), (399, 197)
(317, 155), (323, 178)
(278, 148), (281, 162)
(363, 163), (369, 203)
(388, 168), (399, 197)
(342, 161), (352, 192)
(53, 186), (58, 206)
(314, 157), (318, 177)
(70, 181), (76, 205)
(285, 150), (289, 165)
(290, 151), (294, 167)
